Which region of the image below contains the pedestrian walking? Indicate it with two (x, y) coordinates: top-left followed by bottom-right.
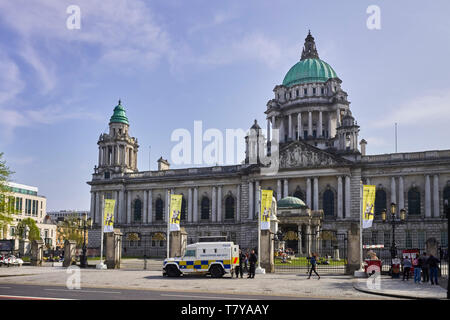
(247, 249), (257, 278)
(427, 254), (440, 285)
(402, 256), (412, 281)
(413, 254), (422, 284)
(421, 252), (429, 283)
(235, 249), (246, 278)
(244, 250), (249, 273)
(307, 253), (320, 280)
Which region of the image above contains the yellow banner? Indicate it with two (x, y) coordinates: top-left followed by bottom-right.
(362, 185), (376, 229)
(260, 189), (273, 230)
(169, 194), (182, 232)
(103, 199), (115, 233)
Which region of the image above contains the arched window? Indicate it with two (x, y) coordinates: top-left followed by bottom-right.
(408, 188), (421, 215)
(323, 189), (334, 216)
(225, 195), (235, 220)
(155, 198), (164, 220)
(201, 196), (210, 220)
(443, 186), (450, 218)
(133, 199), (142, 222)
(374, 189), (387, 215)
(180, 197), (187, 221)
(293, 190), (305, 202)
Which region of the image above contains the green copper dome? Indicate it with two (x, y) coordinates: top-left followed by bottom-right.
(109, 100), (129, 125)
(277, 196), (308, 209)
(282, 58), (338, 87)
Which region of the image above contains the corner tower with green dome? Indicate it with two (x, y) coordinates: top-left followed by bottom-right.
(96, 100), (139, 177)
(265, 31), (360, 155)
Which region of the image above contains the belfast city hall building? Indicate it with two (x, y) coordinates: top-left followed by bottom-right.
(88, 32), (450, 258)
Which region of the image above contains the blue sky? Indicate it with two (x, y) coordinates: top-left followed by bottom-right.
(0, 0), (449, 210)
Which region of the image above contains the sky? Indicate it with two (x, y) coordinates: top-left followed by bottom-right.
(0, 0), (449, 211)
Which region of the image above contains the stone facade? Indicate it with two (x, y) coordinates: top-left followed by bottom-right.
(87, 32), (450, 256)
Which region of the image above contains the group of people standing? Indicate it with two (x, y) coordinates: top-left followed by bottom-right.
(234, 249), (258, 279)
(402, 252), (440, 285)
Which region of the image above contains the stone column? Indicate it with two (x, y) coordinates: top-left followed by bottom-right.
(126, 191), (132, 224)
(425, 175), (431, 218)
(148, 190), (153, 223)
(212, 186), (217, 222)
(283, 179), (289, 198)
(315, 225), (320, 253)
(297, 113), (302, 140)
(143, 190), (148, 224)
(248, 181), (254, 219)
(345, 176), (351, 218)
(95, 192), (101, 225)
(313, 177), (319, 210)
(188, 188), (193, 222)
(193, 187), (198, 222)
(308, 111), (313, 137)
(346, 223), (361, 274)
(255, 181), (260, 220)
(288, 114), (292, 140)
(90, 191), (95, 221)
(337, 176), (343, 219)
(277, 180), (282, 201)
(119, 189), (125, 224)
(398, 176), (405, 210)
(267, 119), (271, 142)
(433, 175), (439, 218)
(306, 225), (312, 256)
(98, 147), (102, 166)
(298, 224), (303, 255)
(115, 146), (119, 165)
(236, 184), (241, 221)
(318, 111), (323, 137)
(336, 109), (341, 127)
(391, 177), (397, 206)
(279, 120), (285, 143)
(306, 178), (312, 208)
(217, 186), (222, 222)
(115, 191), (120, 224)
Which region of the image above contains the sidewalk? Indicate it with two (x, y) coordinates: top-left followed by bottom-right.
(0, 266), (391, 299)
(353, 275), (447, 299)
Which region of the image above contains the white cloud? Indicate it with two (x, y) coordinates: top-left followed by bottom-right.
(0, 55), (25, 104)
(371, 89), (450, 128)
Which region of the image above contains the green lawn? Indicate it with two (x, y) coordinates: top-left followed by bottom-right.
(274, 256), (347, 266)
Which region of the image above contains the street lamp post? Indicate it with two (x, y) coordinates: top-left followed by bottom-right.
(78, 213), (92, 268)
(381, 203), (406, 260)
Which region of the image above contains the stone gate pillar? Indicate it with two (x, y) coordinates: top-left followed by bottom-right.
(346, 223), (361, 275)
(260, 230), (274, 273)
(19, 239), (30, 257)
(426, 238), (438, 258)
(170, 228), (188, 258)
(63, 240), (77, 268)
(105, 228), (123, 269)
(31, 240), (44, 266)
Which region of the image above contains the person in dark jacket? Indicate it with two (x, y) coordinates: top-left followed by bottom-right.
(235, 249), (246, 278)
(307, 253), (320, 279)
(247, 249), (257, 278)
(427, 254), (440, 285)
(421, 252), (429, 283)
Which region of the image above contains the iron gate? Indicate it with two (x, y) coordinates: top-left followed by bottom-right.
(275, 231), (348, 274)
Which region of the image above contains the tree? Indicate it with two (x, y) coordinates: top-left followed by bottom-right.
(57, 215), (84, 247)
(0, 152), (15, 237)
(16, 218), (41, 241)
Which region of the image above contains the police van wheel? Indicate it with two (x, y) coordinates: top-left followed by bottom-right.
(166, 265), (181, 277)
(210, 265), (224, 278)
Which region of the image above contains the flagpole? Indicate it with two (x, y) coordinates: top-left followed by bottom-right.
(96, 195), (106, 269)
(166, 190), (170, 259)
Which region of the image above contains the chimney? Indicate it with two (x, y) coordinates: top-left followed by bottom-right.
(157, 157), (170, 171)
(359, 139), (367, 156)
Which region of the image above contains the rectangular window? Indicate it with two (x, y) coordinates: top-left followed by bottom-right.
(321, 88), (325, 94)
(312, 88), (316, 95)
(418, 231), (425, 249)
(405, 230), (412, 248)
(296, 90), (299, 97)
(441, 230), (448, 247)
(371, 231), (378, 245)
(384, 232), (391, 248)
(304, 88), (307, 95)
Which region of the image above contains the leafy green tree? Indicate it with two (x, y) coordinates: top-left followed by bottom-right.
(57, 215), (84, 247)
(0, 152), (15, 237)
(16, 218), (41, 241)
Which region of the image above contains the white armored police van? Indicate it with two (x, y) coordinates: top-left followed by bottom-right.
(163, 242), (240, 278)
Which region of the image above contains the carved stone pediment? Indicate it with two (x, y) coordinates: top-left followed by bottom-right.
(279, 141), (348, 169)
